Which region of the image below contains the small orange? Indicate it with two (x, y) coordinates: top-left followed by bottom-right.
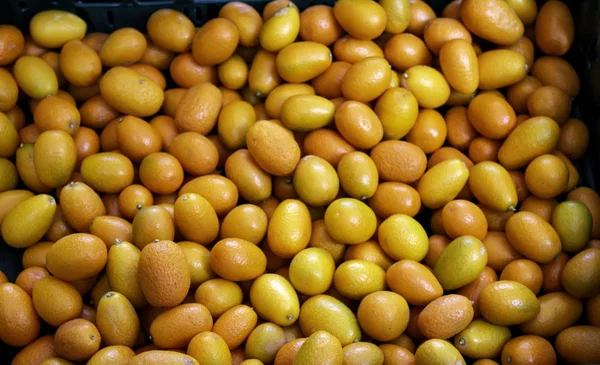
(82, 32), (108, 52)
(531, 56), (580, 97)
(118, 184), (154, 220)
(445, 106), (478, 151)
(179, 175), (239, 217)
(535, 0), (574, 56)
(79, 95), (120, 130)
(299, 5), (343, 46)
(557, 118), (589, 160)
(405, 109), (447, 154)
(146, 9), (195, 53)
(139, 152), (184, 195)
(423, 18), (472, 55)
(368, 182), (421, 218)
(334, 101), (383, 149)
(192, 18), (239, 66)
(128, 63), (167, 90)
(507, 76), (543, 115)
(341, 57), (392, 103)
(169, 52), (218, 88)
(501, 335), (557, 365)
(333, 36), (383, 64)
(442, 199), (488, 240)
(468, 93), (517, 139)
(72, 126), (100, 171)
(333, 0), (387, 40)
(100, 27), (147, 67)
(0, 25), (24, 65)
(406, 1), (437, 37)
(311, 62), (351, 99)
(500, 259), (543, 294)
(141, 38), (175, 71)
(149, 115), (178, 150)
(219, 2), (263, 48)
(169, 132), (219, 176)
(116, 116), (162, 163)
(527, 85), (572, 124)
(524, 154), (569, 199)
(371, 140), (427, 184)
(468, 137), (502, 164)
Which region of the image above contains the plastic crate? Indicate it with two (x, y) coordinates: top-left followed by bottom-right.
(0, 0), (599, 363)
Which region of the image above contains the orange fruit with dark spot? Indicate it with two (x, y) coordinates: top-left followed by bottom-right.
(118, 184), (154, 220)
(54, 318), (101, 362)
(170, 52), (218, 88)
(501, 335), (556, 365)
(128, 63), (167, 90)
(139, 152), (184, 195)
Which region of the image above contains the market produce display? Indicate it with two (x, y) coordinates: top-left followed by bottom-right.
(0, 0), (598, 364)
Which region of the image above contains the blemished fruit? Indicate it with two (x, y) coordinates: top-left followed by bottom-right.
(0, 1), (596, 362)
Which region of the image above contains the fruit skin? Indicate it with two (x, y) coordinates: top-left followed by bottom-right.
(131, 205), (175, 249)
(32, 276), (82, 327)
(293, 330), (343, 365)
(293, 155), (339, 207)
(342, 56), (392, 103)
(333, 0), (387, 40)
(60, 182), (106, 233)
(433, 235), (487, 290)
(386, 260), (443, 306)
(220, 2), (263, 47)
(334, 100), (383, 149)
(267, 199), (312, 258)
(519, 292), (582, 337)
(46, 233), (107, 281)
(33, 130), (77, 188)
(259, 4), (300, 52)
(1, 194), (56, 248)
(99, 66), (163, 117)
(439, 39), (479, 94)
(501, 335), (557, 365)
(567, 187), (600, 239)
(96, 292), (140, 348)
(370, 140), (427, 184)
(561, 248), (600, 299)
(324, 198), (376, 245)
(401, 65), (450, 109)
(357, 291), (409, 342)
(59, 40), (102, 87)
(552, 201), (593, 253)
(106, 241), (147, 308)
(415, 339), (466, 365)
(334, 260), (386, 301)
(54, 318), (101, 361)
(174, 193), (219, 245)
(81, 152), (134, 194)
(375, 87), (419, 140)
(146, 9), (195, 53)
(479, 280), (540, 326)
(212, 304), (258, 350)
(505, 211), (561, 264)
(250, 273), (300, 327)
(417, 159), (470, 209)
(461, 0), (524, 45)
(555, 326), (600, 364)
(498, 116), (560, 169)
(478, 50), (527, 90)
(342, 342), (384, 365)
(299, 294), (361, 346)
(535, 0), (574, 56)
(12, 334), (57, 365)
(86, 345), (135, 365)
(337, 152), (378, 200)
(418, 294), (474, 340)
(469, 161), (518, 212)
(129, 350), (199, 365)
(150, 303), (213, 349)
(137, 240), (190, 308)
(378, 214), (428, 262)
(187, 331), (232, 364)
(455, 319), (511, 359)
(0, 283), (41, 347)
(276, 41), (332, 83)
(246, 120), (301, 176)
(290, 247), (335, 296)
(209, 238), (267, 282)
(442, 199), (488, 240)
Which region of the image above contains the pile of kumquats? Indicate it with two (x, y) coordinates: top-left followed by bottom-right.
(0, 0), (599, 364)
